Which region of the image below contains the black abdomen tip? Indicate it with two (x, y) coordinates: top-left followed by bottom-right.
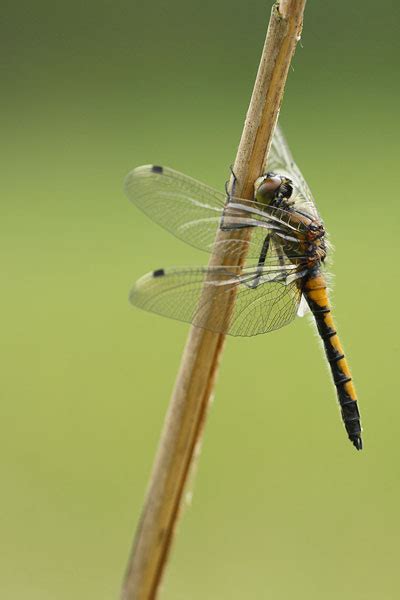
(350, 435), (363, 451)
(153, 268), (165, 277)
(151, 165), (163, 174)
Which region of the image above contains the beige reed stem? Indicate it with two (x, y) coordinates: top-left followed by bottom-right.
(121, 1), (307, 598)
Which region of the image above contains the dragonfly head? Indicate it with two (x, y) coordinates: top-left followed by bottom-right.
(254, 172), (293, 205)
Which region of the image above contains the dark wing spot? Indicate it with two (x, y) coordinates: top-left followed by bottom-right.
(153, 268), (165, 277)
(151, 165), (164, 174)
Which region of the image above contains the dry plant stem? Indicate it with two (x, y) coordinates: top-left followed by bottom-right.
(121, 1), (306, 598)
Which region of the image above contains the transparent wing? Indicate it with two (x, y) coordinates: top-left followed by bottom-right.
(125, 164), (307, 260)
(267, 125), (320, 220)
(124, 164), (225, 249)
(130, 263), (305, 337)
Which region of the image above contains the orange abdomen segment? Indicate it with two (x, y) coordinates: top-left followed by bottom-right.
(303, 272), (362, 450)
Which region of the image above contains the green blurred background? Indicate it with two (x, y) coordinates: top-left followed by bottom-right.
(2, 1), (399, 598)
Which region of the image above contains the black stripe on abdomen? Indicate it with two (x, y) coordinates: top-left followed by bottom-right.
(303, 274), (362, 450)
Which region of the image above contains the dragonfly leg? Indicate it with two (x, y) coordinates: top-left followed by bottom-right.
(221, 165), (240, 231)
(224, 165), (238, 198)
(276, 240), (286, 268)
(229, 164), (238, 197)
(248, 234), (270, 289)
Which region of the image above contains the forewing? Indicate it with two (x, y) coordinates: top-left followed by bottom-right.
(130, 264), (304, 337)
(125, 165), (305, 260)
(125, 165), (226, 252)
(267, 125), (320, 220)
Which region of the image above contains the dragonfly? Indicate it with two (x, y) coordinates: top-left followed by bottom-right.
(125, 125), (362, 450)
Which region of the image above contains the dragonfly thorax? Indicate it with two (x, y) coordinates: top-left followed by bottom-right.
(254, 172), (293, 206)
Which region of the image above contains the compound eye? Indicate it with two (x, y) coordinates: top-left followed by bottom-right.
(255, 174), (282, 204)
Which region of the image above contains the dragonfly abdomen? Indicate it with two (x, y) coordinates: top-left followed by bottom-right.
(303, 272), (362, 450)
